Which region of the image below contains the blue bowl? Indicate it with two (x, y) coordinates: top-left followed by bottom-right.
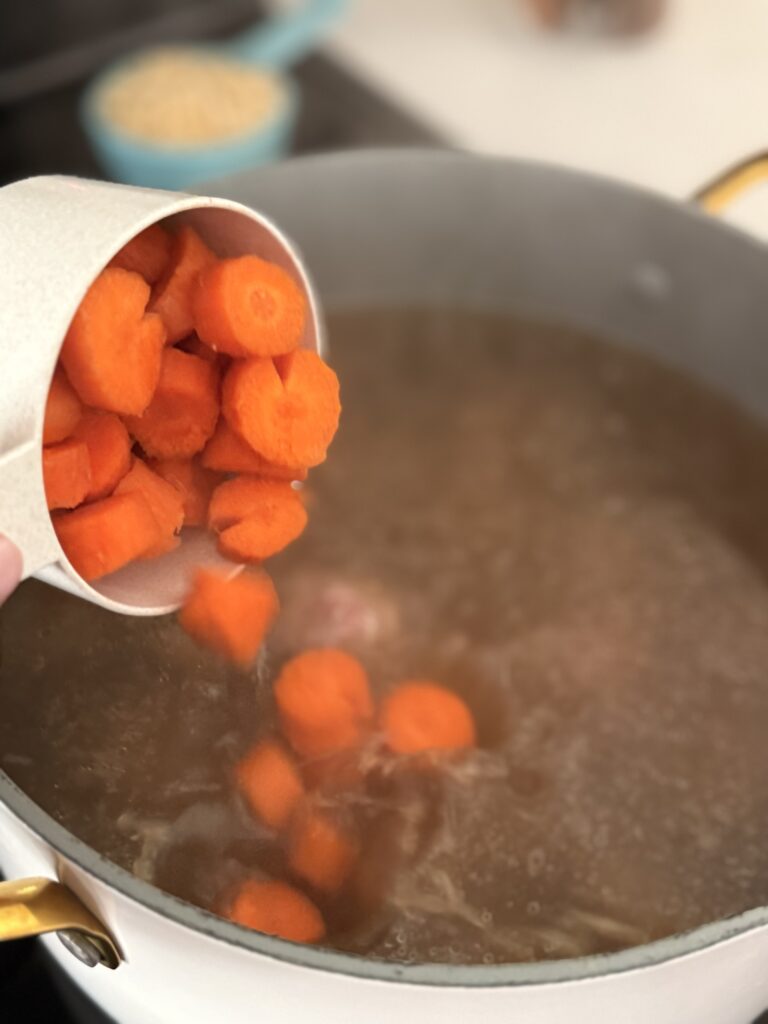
(80, 58), (300, 192)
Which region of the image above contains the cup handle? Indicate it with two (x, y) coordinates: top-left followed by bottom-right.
(694, 152), (768, 215)
(225, 0), (346, 69)
(0, 876), (120, 969)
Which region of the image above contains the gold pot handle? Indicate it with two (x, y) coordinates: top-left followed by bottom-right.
(694, 152), (768, 214)
(0, 876), (120, 969)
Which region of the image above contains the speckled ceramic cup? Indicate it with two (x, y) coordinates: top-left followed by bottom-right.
(0, 175), (322, 615)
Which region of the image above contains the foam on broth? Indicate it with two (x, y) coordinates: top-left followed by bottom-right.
(3, 309), (768, 964)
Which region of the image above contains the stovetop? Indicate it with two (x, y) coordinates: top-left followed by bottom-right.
(1, 937), (114, 1023)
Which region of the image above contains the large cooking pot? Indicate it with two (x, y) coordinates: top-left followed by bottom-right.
(2, 149), (768, 1024)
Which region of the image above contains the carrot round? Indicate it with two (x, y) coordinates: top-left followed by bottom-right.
(150, 225), (217, 344)
(193, 255), (306, 357)
(43, 439), (91, 511)
(201, 419), (307, 479)
(147, 457), (219, 527)
(115, 458), (185, 557)
(236, 739), (304, 831)
(222, 351), (340, 469)
(124, 347), (219, 459)
(61, 267), (166, 416)
(54, 491), (161, 581)
(179, 567), (279, 667)
(380, 681), (476, 755)
(72, 411), (132, 501)
(208, 476), (307, 562)
(109, 223), (172, 284)
(43, 367), (83, 445)
(287, 806), (358, 894)
(227, 879), (325, 943)
(274, 649), (373, 758)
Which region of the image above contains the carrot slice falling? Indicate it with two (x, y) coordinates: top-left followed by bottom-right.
(43, 367), (82, 445)
(61, 268), (166, 416)
(236, 739), (305, 830)
(208, 476), (307, 562)
(227, 880), (325, 943)
(115, 458), (185, 557)
(147, 457), (219, 527)
(150, 226), (217, 344)
(54, 491), (161, 581)
(287, 806), (358, 894)
(222, 351), (340, 469)
(215, 516), (299, 564)
(43, 439), (91, 511)
(72, 411), (132, 501)
(201, 420), (307, 480)
(109, 223), (172, 284)
(124, 347), (219, 459)
(193, 255), (306, 357)
(274, 649), (373, 758)
(179, 567), (279, 667)
(380, 682), (476, 755)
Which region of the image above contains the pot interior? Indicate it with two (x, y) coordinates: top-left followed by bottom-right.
(2, 151), (768, 980)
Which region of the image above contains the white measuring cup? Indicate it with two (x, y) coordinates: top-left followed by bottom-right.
(0, 175), (322, 616)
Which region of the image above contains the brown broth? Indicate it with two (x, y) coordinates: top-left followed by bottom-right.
(2, 309), (768, 964)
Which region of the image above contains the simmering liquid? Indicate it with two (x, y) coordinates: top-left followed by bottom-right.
(3, 310), (768, 964)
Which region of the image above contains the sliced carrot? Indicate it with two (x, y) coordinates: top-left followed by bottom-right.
(207, 476), (296, 531)
(147, 457), (219, 527)
(201, 419), (264, 473)
(72, 411), (132, 501)
(150, 226), (217, 344)
(61, 267), (166, 416)
(216, 517), (294, 565)
(54, 491), (161, 581)
(201, 420), (307, 480)
(124, 347), (219, 459)
(227, 879), (325, 943)
(287, 805), (358, 894)
(236, 739), (305, 830)
(109, 223), (172, 284)
(208, 476), (307, 562)
(43, 367), (83, 445)
(274, 649), (373, 758)
(193, 255), (306, 357)
(380, 682), (476, 755)
(178, 567), (279, 667)
(222, 351), (340, 469)
(43, 439), (91, 511)
(115, 458), (185, 557)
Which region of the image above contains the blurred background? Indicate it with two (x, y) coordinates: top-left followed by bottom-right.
(3, 0), (768, 208)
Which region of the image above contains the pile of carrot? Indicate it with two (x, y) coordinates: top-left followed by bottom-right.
(226, 648), (477, 944)
(45, 219), (340, 663)
(47, 220), (480, 949)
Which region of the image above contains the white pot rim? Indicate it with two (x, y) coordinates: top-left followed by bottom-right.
(2, 769), (766, 987)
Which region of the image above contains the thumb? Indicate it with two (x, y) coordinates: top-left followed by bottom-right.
(0, 536), (22, 605)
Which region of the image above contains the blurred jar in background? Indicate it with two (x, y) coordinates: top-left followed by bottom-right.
(527, 0), (666, 35)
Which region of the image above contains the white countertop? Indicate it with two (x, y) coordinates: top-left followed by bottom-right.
(320, 0), (768, 206)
